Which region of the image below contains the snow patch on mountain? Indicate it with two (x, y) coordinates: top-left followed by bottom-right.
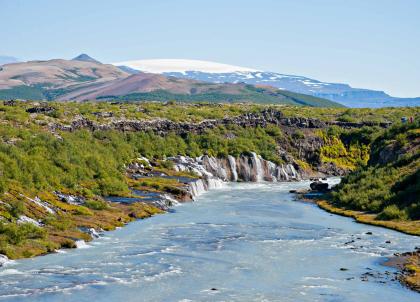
(113, 59), (258, 74)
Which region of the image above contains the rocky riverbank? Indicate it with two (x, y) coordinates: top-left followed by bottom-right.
(290, 181), (420, 293)
(383, 250), (420, 292)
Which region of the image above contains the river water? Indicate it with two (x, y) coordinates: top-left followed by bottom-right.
(1, 180), (419, 302)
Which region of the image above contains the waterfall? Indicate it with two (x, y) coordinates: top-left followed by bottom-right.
(188, 177), (224, 200)
(163, 194), (179, 206)
(206, 177), (225, 190)
(171, 154), (301, 185)
(285, 164), (299, 180)
(237, 156), (252, 181)
(75, 240), (89, 249)
(168, 154), (302, 201)
(266, 161), (278, 182)
(227, 155), (238, 182)
(275, 165), (289, 181)
(251, 152), (264, 182)
(189, 179), (207, 199)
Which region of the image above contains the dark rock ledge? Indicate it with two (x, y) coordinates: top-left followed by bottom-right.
(49, 109), (391, 135)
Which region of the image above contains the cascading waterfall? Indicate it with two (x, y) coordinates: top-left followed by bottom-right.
(276, 165), (289, 181)
(266, 161), (278, 182)
(250, 152), (264, 182)
(163, 194), (180, 206)
(189, 179), (207, 197)
(169, 154), (302, 200)
(227, 155), (238, 182)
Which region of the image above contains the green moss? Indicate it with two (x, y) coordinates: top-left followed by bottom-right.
(318, 131), (369, 170)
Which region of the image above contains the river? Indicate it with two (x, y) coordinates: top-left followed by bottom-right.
(0, 180), (419, 302)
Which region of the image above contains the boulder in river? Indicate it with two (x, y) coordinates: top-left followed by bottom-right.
(310, 181), (329, 192)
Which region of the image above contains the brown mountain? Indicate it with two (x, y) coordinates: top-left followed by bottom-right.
(0, 58), (128, 90)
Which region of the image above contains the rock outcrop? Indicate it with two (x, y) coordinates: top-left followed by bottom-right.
(50, 108), (390, 135)
(310, 181), (329, 192)
(26, 106), (55, 114)
(54, 191), (85, 205)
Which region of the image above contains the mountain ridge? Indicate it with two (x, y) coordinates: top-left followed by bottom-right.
(0, 57), (342, 107)
(115, 59), (420, 108)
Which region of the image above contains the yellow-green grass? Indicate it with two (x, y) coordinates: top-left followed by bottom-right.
(317, 200), (420, 236)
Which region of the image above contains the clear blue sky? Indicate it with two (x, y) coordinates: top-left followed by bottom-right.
(1, 0), (419, 97)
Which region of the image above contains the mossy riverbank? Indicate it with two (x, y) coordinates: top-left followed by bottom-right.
(312, 199), (419, 292)
(317, 200), (420, 236)
(287, 195), (418, 293)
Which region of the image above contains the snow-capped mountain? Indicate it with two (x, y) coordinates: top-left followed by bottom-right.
(114, 59), (420, 108)
(114, 59), (257, 74)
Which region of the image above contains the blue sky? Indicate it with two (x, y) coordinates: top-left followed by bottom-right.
(1, 0), (419, 97)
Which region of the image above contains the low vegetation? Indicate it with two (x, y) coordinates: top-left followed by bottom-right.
(96, 88), (338, 106)
(329, 121), (419, 221)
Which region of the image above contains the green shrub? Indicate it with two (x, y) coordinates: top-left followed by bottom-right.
(9, 200), (26, 218)
(292, 130), (305, 140)
(377, 205), (408, 220)
(73, 206), (93, 216)
(43, 216), (73, 231)
(337, 115), (356, 123)
(0, 222), (46, 245)
(156, 160), (174, 170)
(331, 121), (419, 222)
(84, 199), (108, 210)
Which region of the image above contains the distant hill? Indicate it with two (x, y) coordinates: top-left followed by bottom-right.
(74, 73), (340, 106)
(115, 59), (420, 108)
(117, 65), (141, 74)
(72, 53), (101, 64)
(0, 58), (129, 100)
(0, 57), (342, 107)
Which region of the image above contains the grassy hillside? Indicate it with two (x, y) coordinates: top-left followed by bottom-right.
(95, 85), (343, 107)
(0, 83), (342, 107)
(0, 85), (46, 100)
(328, 121), (420, 221)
